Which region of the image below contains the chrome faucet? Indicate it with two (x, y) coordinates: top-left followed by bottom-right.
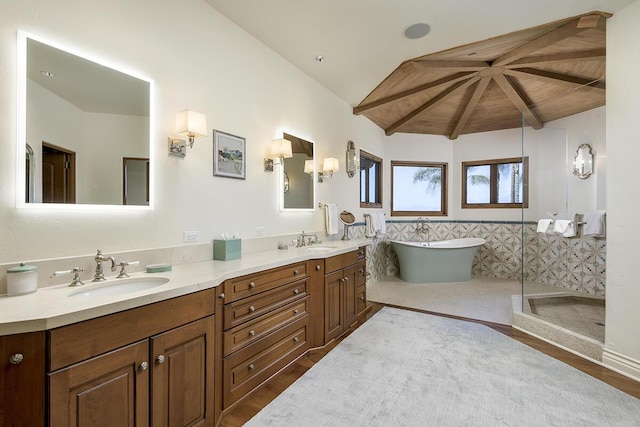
(296, 231), (318, 247)
(415, 217), (431, 246)
(93, 249), (117, 282)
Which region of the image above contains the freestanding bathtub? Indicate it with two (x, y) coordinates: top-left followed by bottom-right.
(390, 238), (486, 283)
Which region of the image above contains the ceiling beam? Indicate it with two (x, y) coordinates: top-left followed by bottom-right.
(503, 49), (606, 69)
(402, 60), (490, 73)
(449, 77), (491, 140)
(504, 68), (605, 91)
(492, 74), (543, 129)
(384, 76), (480, 136)
(353, 72), (476, 115)
(493, 15), (603, 67)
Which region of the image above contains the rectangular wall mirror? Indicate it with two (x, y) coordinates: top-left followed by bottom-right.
(281, 133), (315, 211)
(18, 31), (152, 207)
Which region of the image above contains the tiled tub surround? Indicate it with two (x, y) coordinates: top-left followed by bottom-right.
(351, 220), (606, 297)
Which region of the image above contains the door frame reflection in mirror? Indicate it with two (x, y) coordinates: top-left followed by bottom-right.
(280, 133), (315, 211)
(16, 30), (154, 210)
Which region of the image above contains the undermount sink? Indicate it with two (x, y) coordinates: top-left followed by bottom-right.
(305, 246), (338, 251)
(68, 277), (170, 298)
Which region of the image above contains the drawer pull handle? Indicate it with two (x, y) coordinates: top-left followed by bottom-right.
(248, 364), (255, 371)
(293, 337), (299, 343)
(315, 265), (321, 271)
(249, 282), (256, 289)
(249, 330), (255, 336)
(9, 353), (24, 365)
(156, 355), (165, 364)
(294, 309), (299, 315)
(138, 361), (149, 371)
(249, 306), (255, 312)
(293, 289), (299, 295)
(293, 269), (299, 275)
(219, 292), (225, 299)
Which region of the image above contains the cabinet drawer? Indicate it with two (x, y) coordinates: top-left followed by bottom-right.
(223, 262), (307, 303)
(356, 260), (366, 286)
(223, 279), (307, 330)
(357, 246), (366, 260)
(325, 251), (358, 274)
(223, 316), (308, 407)
(224, 297), (308, 356)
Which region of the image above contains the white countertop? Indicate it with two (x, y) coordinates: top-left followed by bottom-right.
(0, 239), (370, 336)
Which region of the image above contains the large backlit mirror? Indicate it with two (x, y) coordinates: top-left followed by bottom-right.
(18, 32), (151, 207)
(281, 133), (314, 210)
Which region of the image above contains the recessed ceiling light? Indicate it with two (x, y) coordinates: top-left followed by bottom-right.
(315, 55), (326, 63)
(404, 23), (431, 39)
(40, 70), (55, 77)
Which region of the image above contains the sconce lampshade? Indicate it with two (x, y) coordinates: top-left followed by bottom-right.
(304, 160), (314, 174)
(270, 138), (293, 159)
(175, 110), (208, 144)
(322, 157), (340, 173)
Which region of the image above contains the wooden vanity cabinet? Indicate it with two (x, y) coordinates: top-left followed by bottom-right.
(48, 289), (216, 427)
(221, 262), (310, 409)
(324, 247), (368, 344)
(0, 331), (46, 427)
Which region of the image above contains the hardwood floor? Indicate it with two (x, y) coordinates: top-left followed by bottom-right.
(218, 302), (640, 426)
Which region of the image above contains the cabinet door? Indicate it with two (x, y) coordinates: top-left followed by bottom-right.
(49, 340), (149, 427)
(343, 264), (359, 328)
(0, 331), (45, 427)
(324, 270), (344, 342)
(151, 316), (214, 427)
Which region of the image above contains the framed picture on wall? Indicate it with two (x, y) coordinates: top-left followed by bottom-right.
(213, 130), (246, 179)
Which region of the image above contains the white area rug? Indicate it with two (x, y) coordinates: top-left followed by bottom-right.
(246, 307), (640, 426)
(367, 276), (560, 325)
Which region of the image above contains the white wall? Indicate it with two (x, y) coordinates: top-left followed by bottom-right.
(0, 0), (386, 263)
(605, 0), (640, 376)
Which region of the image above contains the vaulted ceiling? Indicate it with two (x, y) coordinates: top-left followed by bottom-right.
(354, 12), (609, 139)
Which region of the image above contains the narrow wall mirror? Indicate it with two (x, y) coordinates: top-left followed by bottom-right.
(18, 32), (152, 206)
(281, 133), (314, 210)
(573, 143), (594, 179)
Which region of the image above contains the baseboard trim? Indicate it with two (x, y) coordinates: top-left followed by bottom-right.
(602, 348), (640, 382)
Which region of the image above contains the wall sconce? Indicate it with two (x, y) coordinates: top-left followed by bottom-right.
(169, 110), (208, 158)
(346, 140), (359, 178)
(304, 159), (314, 176)
(318, 157), (339, 182)
(264, 138), (293, 171)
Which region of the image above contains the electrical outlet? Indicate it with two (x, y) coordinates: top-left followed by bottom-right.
(256, 227), (265, 236)
(183, 231), (200, 242)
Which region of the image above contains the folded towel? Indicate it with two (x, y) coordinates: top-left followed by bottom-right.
(537, 219), (552, 233)
(364, 214), (376, 237)
(583, 211), (606, 237)
(324, 203), (339, 235)
(553, 220), (575, 238)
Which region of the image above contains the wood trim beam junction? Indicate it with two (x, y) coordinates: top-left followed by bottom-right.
(492, 74), (543, 129)
(353, 72), (476, 115)
(503, 49), (606, 69)
(384, 76), (480, 136)
(449, 77), (491, 140)
(402, 60), (490, 73)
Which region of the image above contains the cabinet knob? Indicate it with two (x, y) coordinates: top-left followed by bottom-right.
(249, 330), (255, 336)
(249, 306), (255, 312)
(248, 364), (255, 371)
(344, 277), (348, 282)
(9, 353), (24, 365)
(293, 337), (299, 343)
(360, 296), (365, 301)
(293, 289), (299, 295)
(138, 361), (149, 371)
(219, 292), (225, 299)
(156, 355), (165, 364)
(315, 265), (321, 271)
(293, 309), (299, 315)
(293, 269), (299, 275)
(249, 282), (256, 289)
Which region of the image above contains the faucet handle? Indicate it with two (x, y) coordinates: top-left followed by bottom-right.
(52, 267), (85, 287)
(116, 261), (139, 278)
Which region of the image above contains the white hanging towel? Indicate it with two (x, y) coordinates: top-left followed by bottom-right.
(537, 219), (552, 233)
(583, 211), (606, 237)
(553, 220), (575, 238)
(371, 212), (386, 235)
(325, 203), (339, 235)
(364, 215), (376, 237)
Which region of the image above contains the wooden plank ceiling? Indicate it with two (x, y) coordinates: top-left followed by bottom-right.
(353, 11), (609, 139)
